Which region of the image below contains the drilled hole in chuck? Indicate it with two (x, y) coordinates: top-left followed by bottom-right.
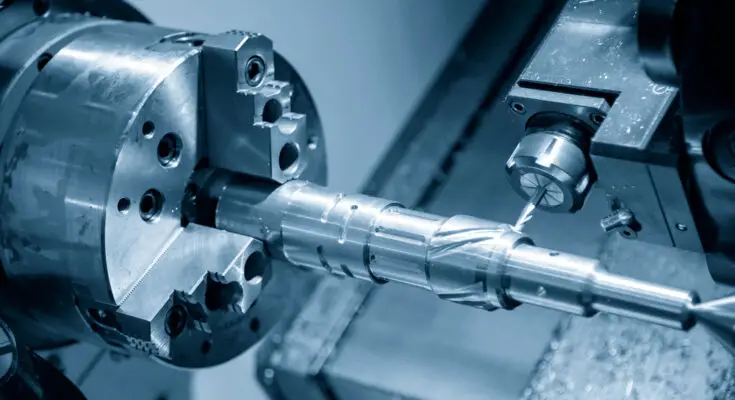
(245, 252), (268, 281)
(117, 198), (131, 214)
(165, 306), (187, 338)
(246, 56), (266, 86)
(262, 99), (283, 123)
(278, 143), (299, 172)
(142, 121), (155, 138)
(36, 53), (52, 71)
(140, 189), (164, 222)
(157, 133), (182, 168)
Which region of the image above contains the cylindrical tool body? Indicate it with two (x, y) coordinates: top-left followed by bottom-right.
(212, 179), (698, 329)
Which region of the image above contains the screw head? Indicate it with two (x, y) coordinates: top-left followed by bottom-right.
(165, 305), (188, 337)
(590, 112), (606, 125)
(245, 56), (266, 87)
(510, 101), (526, 114)
(675, 223), (688, 232)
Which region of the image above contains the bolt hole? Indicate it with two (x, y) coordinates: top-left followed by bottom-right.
(246, 56), (266, 86)
(622, 230), (632, 237)
(117, 198), (131, 214)
(157, 133), (183, 168)
(165, 305), (187, 338)
(549, 251), (560, 257)
(36, 53), (52, 71)
(32, 0), (49, 15)
(189, 39), (205, 47)
(307, 136), (319, 150)
(262, 99), (283, 123)
(278, 143), (299, 172)
(510, 101), (526, 114)
(140, 189), (164, 222)
(142, 121), (155, 138)
(245, 252), (268, 282)
(250, 318), (260, 333)
(590, 112), (606, 125)
(201, 340), (212, 354)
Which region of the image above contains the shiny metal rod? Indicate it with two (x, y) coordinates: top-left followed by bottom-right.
(189, 171), (702, 333)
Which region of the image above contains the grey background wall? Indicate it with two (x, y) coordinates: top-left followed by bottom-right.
(129, 0), (484, 398)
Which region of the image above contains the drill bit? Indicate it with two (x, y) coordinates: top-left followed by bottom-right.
(514, 186), (547, 231)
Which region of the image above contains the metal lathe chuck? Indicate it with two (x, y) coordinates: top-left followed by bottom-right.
(0, 2), (325, 368)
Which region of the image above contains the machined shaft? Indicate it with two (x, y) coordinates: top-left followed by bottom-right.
(191, 171), (699, 332)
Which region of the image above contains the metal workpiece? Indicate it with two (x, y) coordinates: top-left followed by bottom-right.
(280, 186), (399, 283)
(211, 178), (529, 298)
(424, 215), (527, 310)
(507, 243), (697, 329)
(524, 238), (735, 400)
(205, 178), (710, 333)
(208, 179), (528, 304)
(369, 207), (444, 289)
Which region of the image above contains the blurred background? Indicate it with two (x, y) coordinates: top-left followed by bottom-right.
(126, 1), (485, 398)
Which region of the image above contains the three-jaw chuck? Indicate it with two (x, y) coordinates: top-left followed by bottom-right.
(0, 1), (325, 368)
